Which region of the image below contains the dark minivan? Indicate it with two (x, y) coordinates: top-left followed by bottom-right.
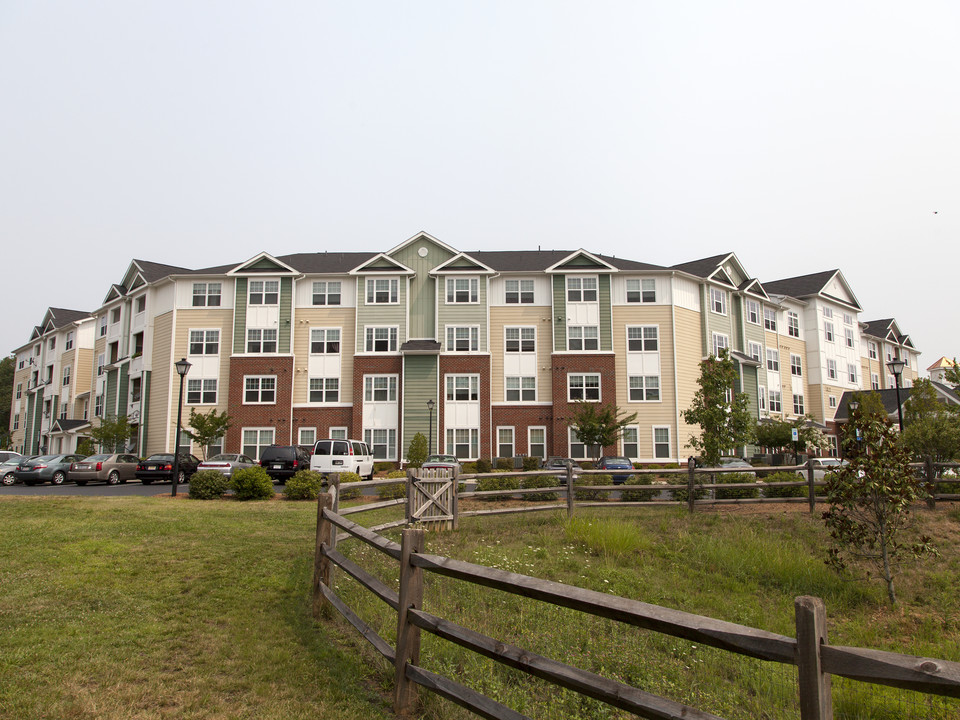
(259, 445), (311, 483)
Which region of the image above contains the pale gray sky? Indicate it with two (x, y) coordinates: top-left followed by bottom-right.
(2, 1), (958, 363)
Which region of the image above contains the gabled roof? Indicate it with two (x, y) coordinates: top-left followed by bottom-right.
(40, 308), (92, 333)
(671, 252), (756, 290)
(348, 253), (415, 275)
(131, 259), (193, 283)
(227, 252), (299, 276)
(763, 269), (862, 311)
(385, 231), (460, 259)
(544, 249), (619, 273)
(50, 419), (90, 434)
(273, 252), (376, 275)
(102, 284), (127, 304)
(861, 318), (916, 351)
(430, 252), (496, 274)
(927, 357), (957, 372)
(467, 250), (663, 273)
(836, 384), (960, 421)
(738, 278), (770, 300)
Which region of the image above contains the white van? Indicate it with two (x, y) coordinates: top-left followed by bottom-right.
(310, 439), (375, 480)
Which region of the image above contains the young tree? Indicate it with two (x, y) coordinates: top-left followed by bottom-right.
(185, 409), (232, 460)
(0, 356), (13, 440)
(89, 414), (133, 453)
(942, 358), (960, 392)
(823, 403), (936, 604)
(901, 379), (960, 465)
(682, 349), (754, 467)
(407, 432), (428, 468)
(567, 402), (637, 464)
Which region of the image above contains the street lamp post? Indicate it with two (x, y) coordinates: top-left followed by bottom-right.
(848, 399), (861, 456)
(887, 358), (906, 432)
(426, 399), (435, 456)
(171, 358), (192, 497)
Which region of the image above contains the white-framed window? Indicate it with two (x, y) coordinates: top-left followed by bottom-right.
(823, 307), (833, 319)
(59, 402), (67, 420)
(886, 348), (894, 362)
(763, 308), (777, 331)
(710, 287), (727, 315)
(845, 328), (855, 348)
(824, 322), (834, 342)
(793, 394), (804, 415)
(868, 342), (878, 359)
(366, 278), (398, 304)
(446, 375), (479, 401)
(629, 375), (660, 402)
(310, 328), (341, 354)
(365, 326), (398, 352)
(848, 363), (858, 383)
(828, 396), (837, 409)
(311, 281), (341, 306)
(748, 342), (762, 362)
(110, 307), (121, 324)
(99, 317), (107, 337)
(62, 365), (71, 387)
(872, 373), (880, 390)
(187, 378), (218, 405)
(766, 349), (779, 372)
(768, 390), (782, 413)
(446, 326), (479, 352)
(299, 428), (317, 447)
(497, 427), (515, 458)
(242, 428), (275, 460)
(568, 374), (600, 401)
(244, 376), (276, 404)
(246, 328), (277, 354)
(446, 277), (479, 304)
(787, 312), (800, 338)
(505, 279), (535, 304)
(790, 354), (802, 376)
(365, 428), (397, 460)
(505, 376), (536, 402)
(827, 359), (837, 380)
(627, 326), (658, 352)
(759, 385), (767, 412)
(95, 394), (104, 417)
(843, 313), (853, 325)
(365, 375), (398, 402)
(309, 378), (339, 403)
(82, 399), (88, 420)
(65, 331), (74, 350)
(622, 426), (639, 458)
(569, 427), (598, 460)
(190, 329), (220, 355)
(567, 276), (598, 302)
(568, 326), (599, 351)
(330, 427), (348, 440)
(249, 280), (279, 305)
(745, 300), (760, 325)
(97, 353), (105, 376)
(505, 327), (536, 353)
(193, 282), (222, 307)
(712, 333), (728, 357)
(135, 296), (146, 314)
(12, 413), (18, 431)
(15, 383), (21, 400)
(528, 427), (547, 460)
(653, 426), (671, 459)
(626, 278), (656, 303)
(445, 428), (479, 460)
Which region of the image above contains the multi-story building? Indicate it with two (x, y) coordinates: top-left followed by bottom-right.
(860, 319), (920, 391)
(6, 233), (922, 464)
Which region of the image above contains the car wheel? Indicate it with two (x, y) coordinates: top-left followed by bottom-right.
(76, 480), (87, 486)
(1, 472), (14, 486)
(52, 471), (66, 485)
(177, 470), (186, 484)
(366, 468), (375, 481)
(107, 471), (120, 485)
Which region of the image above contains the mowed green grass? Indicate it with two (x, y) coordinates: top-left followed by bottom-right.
(3, 496), (960, 719)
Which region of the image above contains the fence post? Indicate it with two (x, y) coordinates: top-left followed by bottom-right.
(451, 466), (460, 531)
(406, 467), (416, 524)
(795, 596), (833, 720)
(312, 492), (334, 619)
(394, 527), (426, 716)
(566, 461), (575, 518)
(806, 458), (816, 514)
(687, 457), (696, 513)
(330, 472), (340, 515)
(925, 455), (937, 510)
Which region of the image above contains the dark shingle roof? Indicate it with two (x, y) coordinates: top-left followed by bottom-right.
(670, 253), (734, 278)
(132, 259), (194, 282)
(470, 250), (664, 272)
(861, 319), (895, 338)
(47, 308), (92, 329)
(763, 270), (839, 299)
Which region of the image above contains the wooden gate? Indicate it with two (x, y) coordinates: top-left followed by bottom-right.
(408, 468), (458, 530)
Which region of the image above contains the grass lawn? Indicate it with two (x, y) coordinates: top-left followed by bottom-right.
(3, 495), (960, 719)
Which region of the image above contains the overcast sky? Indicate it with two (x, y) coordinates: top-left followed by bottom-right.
(2, 1), (957, 364)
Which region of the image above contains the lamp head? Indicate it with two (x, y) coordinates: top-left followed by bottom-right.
(174, 358), (192, 377)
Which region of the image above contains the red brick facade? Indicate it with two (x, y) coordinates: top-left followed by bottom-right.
(491, 405), (555, 458)
(225, 355), (295, 451)
(352, 355), (404, 450)
(291, 406), (353, 445)
(438, 354), (491, 458)
(550, 353), (618, 457)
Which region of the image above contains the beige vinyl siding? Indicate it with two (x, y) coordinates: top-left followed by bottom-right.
(766, 329), (808, 418)
(809, 382), (846, 423)
(292, 308), (356, 404)
(490, 306), (553, 404)
(673, 306), (703, 460)
(147, 311), (173, 452)
(175, 308), (234, 415)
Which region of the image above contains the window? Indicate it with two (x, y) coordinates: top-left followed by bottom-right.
(823, 307), (833, 318)
(829, 396), (837, 409)
(99, 317), (107, 337)
(824, 322), (834, 342)
(246, 328), (277, 353)
(622, 426), (638, 458)
(567, 276), (598, 303)
(187, 378), (218, 404)
(446, 277), (478, 303)
(497, 427), (515, 458)
(872, 373), (880, 390)
(249, 280), (279, 305)
(133, 332), (144, 356)
(244, 376), (276, 404)
(311, 281), (341, 306)
(768, 390), (782, 413)
(845, 328), (855, 348)
(446, 428), (479, 460)
(827, 359), (837, 380)
(12, 414), (18, 431)
(62, 366), (71, 387)
(569, 427), (598, 460)
(299, 428), (316, 446)
(766, 349), (779, 372)
(366, 326), (398, 352)
(793, 394), (804, 415)
(528, 427), (547, 460)
(97, 354), (105, 376)
(653, 427), (671, 459)
(330, 427), (348, 440)
(748, 342), (762, 362)
(763, 308), (777, 331)
(310, 328), (341, 354)
(759, 386), (767, 412)
(629, 375), (659, 401)
(135, 295), (146, 314)
(568, 326), (599, 351)
(65, 332), (74, 350)
(95, 394), (104, 417)
(110, 307), (121, 324)
(627, 326), (658, 352)
(790, 354), (802, 376)
(745, 300), (760, 325)
(309, 378), (339, 403)
(366, 278), (398, 304)
(712, 333), (728, 357)
(193, 282), (222, 307)
(505, 327), (535, 353)
(843, 313), (853, 325)
(130, 377), (141, 402)
(848, 364), (858, 383)
(59, 402), (67, 420)
(710, 288), (726, 315)
(15, 383), (21, 400)
(787, 312), (800, 338)
(190, 329), (220, 355)
(868, 342), (877, 359)
(447, 375), (479, 401)
(446, 326), (479, 352)
(505, 279), (534, 304)
(626, 278), (656, 303)
(505, 376), (536, 402)
(365, 376), (398, 402)
(82, 399), (88, 420)
(568, 374), (600, 401)
(242, 428), (275, 460)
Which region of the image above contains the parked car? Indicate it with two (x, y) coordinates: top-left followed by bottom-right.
(260, 445), (312, 483)
(811, 457), (848, 480)
(421, 454), (461, 473)
(15, 454), (86, 485)
(70, 454), (141, 485)
(0, 450), (22, 464)
(197, 453), (257, 478)
(597, 456), (634, 484)
(309, 439), (374, 480)
(544, 457), (579, 475)
(718, 456), (756, 477)
(1, 457), (24, 486)
(136, 453), (201, 484)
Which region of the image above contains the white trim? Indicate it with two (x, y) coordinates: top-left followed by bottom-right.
(544, 249), (618, 273)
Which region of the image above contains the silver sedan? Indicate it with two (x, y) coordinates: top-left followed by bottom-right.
(196, 453), (257, 478)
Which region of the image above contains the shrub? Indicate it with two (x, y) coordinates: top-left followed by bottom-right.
(386, 470), (407, 479)
(574, 474), (610, 501)
(333, 471), (363, 501)
(407, 432), (428, 468)
(579, 461), (595, 470)
(461, 462), (477, 475)
(620, 474), (658, 502)
(188, 470), (230, 500)
(520, 474), (559, 501)
(377, 469), (407, 500)
(522, 456), (542, 472)
(230, 466), (275, 501)
(496, 457), (514, 471)
(374, 462), (396, 474)
(475, 473), (519, 500)
(715, 472), (761, 500)
(283, 470), (324, 501)
(475, 458), (493, 474)
(763, 471), (807, 499)
(670, 480), (708, 503)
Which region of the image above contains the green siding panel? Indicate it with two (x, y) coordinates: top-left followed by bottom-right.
(391, 238), (455, 340)
(106, 370), (118, 419)
(437, 281), (487, 350)
(279, 277), (292, 352)
(140, 371), (150, 456)
(599, 274), (612, 351)
(553, 275), (566, 351)
(247, 258), (285, 271)
(402, 355), (439, 458)
(118, 365), (129, 418)
(24, 393), (36, 453)
(233, 278), (248, 354)
(356, 279), (407, 353)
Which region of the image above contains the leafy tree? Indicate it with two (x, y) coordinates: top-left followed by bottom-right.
(90, 414), (133, 453)
(185, 409), (232, 460)
(682, 349), (754, 467)
(76, 437), (95, 456)
(407, 432), (428, 468)
(0, 356), (13, 443)
(755, 419), (792, 452)
(567, 402), (637, 464)
(942, 358), (960, 392)
(901, 379), (960, 465)
(823, 402), (936, 604)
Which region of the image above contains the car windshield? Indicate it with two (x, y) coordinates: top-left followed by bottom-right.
(207, 454), (236, 462)
(426, 455), (457, 463)
(147, 455), (174, 462)
(605, 457), (631, 465)
(86, 455), (112, 462)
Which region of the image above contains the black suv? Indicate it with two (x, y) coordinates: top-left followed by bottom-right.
(259, 445), (311, 483)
